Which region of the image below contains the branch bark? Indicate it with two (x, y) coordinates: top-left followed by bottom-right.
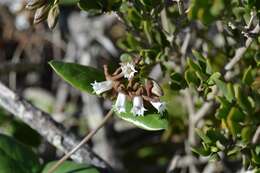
(0, 81), (112, 171)
(252, 125), (260, 144)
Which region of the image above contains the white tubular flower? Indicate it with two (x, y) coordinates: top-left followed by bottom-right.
(120, 62), (137, 79)
(91, 80), (113, 95)
(114, 92), (127, 113)
(150, 101), (166, 114)
(131, 96), (147, 116)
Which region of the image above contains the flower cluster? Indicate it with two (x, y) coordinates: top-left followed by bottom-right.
(91, 61), (166, 116)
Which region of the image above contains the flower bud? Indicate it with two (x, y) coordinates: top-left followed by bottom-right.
(26, 0), (46, 10)
(151, 80), (164, 97)
(34, 4), (50, 24)
(47, 4), (60, 29)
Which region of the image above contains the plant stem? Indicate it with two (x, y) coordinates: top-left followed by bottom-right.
(47, 109), (114, 173)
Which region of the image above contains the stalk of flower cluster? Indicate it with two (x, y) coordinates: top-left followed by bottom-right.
(47, 109), (114, 173)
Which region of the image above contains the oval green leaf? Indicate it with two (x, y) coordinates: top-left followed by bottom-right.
(42, 161), (100, 173)
(77, 0), (103, 14)
(49, 60), (105, 94)
(115, 101), (168, 131)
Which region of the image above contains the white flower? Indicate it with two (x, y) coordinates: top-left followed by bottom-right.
(131, 96), (147, 116)
(114, 92), (127, 113)
(91, 80), (113, 95)
(150, 101), (166, 114)
(120, 62), (137, 79)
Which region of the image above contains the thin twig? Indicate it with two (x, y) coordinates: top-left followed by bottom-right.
(225, 23), (260, 71)
(252, 125), (260, 144)
(183, 89), (196, 145)
(9, 45), (24, 90)
(47, 109), (114, 173)
(245, 11), (256, 30)
(194, 101), (213, 125)
(167, 155), (181, 173)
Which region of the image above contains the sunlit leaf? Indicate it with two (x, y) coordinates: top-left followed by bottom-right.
(49, 60), (105, 94)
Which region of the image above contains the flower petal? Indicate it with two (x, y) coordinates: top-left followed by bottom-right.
(115, 92), (127, 113)
(91, 80), (113, 95)
(131, 96), (147, 116)
(121, 62), (137, 79)
(150, 101), (166, 114)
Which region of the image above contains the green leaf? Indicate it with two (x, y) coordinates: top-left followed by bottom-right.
(49, 60), (105, 94)
(142, 20), (153, 45)
(188, 0), (226, 25)
(42, 161), (100, 173)
(191, 146), (211, 156)
(251, 147), (260, 165)
(210, 0), (225, 16)
(120, 53), (133, 63)
(192, 50), (206, 62)
(241, 126), (252, 144)
(242, 66), (254, 85)
(117, 33), (141, 51)
(187, 58), (202, 72)
(192, 50), (212, 74)
(170, 72), (187, 90)
(206, 129), (227, 144)
(226, 107), (245, 136)
(207, 72), (221, 85)
(216, 140), (225, 151)
(0, 134), (41, 173)
(227, 146), (241, 156)
(209, 153), (220, 161)
(185, 69), (200, 86)
(210, 146), (219, 153)
(77, 0), (103, 14)
(213, 79), (234, 102)
(215, 97), (232, 119)
(234, 85), (252, 113)
(115, 101), (168, 131)
(195, 129), (212, 144)
(78, 0), (121, 12)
